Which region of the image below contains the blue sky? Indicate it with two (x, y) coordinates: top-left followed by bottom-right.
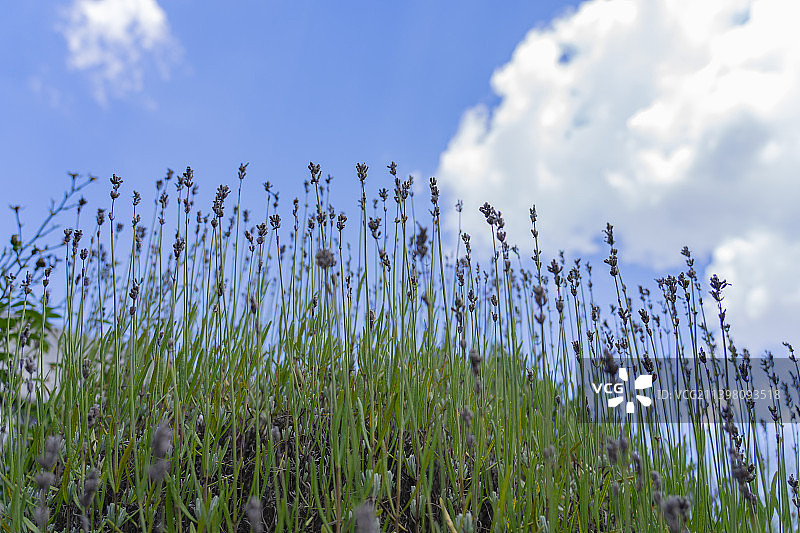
(1, 0), (798, 355)
(1, 0), (578, 216)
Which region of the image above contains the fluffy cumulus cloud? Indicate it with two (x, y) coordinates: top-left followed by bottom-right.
(59, 0), (180, 104)
(437, 0), (800, 352)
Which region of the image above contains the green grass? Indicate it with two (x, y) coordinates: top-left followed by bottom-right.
(0, 162), (796, 532)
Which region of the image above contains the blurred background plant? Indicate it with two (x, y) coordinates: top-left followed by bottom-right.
(0, 172), (95, 399)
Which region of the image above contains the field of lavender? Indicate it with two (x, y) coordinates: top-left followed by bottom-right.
(0, 163), (797, 532)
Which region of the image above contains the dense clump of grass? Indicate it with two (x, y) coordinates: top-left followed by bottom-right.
(0, 162), (797, 532)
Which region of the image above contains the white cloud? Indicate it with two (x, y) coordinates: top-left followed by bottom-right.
(59, 0), (180, 104)
(705, 231), (800, 352)
(437, 0), (800, 352)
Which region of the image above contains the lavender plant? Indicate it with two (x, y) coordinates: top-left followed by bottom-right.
(0, 162), (795, 532)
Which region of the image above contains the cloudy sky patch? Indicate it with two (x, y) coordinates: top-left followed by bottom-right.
(437, 0), (800, 352)
(59, 0), (180, 104)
